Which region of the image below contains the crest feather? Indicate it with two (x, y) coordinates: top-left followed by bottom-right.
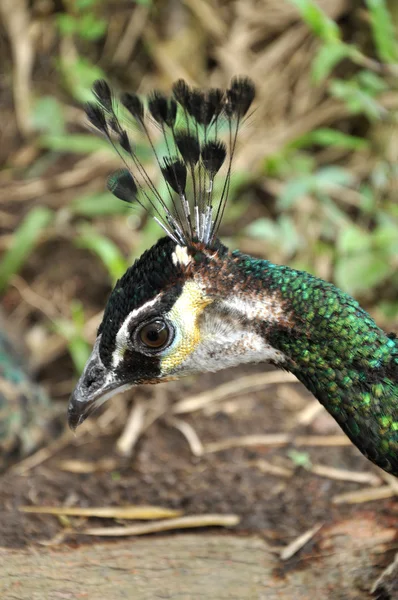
(85, 76), (255, 246)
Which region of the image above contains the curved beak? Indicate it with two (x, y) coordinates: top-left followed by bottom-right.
(67, 337), (129, 431)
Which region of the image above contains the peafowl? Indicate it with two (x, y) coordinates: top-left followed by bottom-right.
(0, 312), (53, 468)
(68, 77), (398, 477)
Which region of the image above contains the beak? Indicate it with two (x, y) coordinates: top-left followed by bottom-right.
(67, 336), (129, 431)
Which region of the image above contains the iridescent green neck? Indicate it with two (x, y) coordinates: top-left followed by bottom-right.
(232, 250), (398, 475)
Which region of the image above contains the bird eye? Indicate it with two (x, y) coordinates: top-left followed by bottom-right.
(138, 319), (171, 350)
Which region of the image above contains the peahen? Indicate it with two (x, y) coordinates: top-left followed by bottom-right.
(68, 77), (398, 477)
(0, 311), (54, 468)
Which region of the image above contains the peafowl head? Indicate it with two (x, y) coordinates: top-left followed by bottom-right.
(68, 77), (274, 430)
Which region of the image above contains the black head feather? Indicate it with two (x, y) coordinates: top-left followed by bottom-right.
(98, 237), (183, 367)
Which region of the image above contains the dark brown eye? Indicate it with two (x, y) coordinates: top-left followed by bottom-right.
(139, 320), (170, 349)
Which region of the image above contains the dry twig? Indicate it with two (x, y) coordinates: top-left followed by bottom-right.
(11, 431), (72, 475)
(167, 417), (204, 456)
(280, 524), (323, 561)
(173, 372), (297, 415)
(20, 505), (182, 520)
(79, 514), (240, 537)
(333, 485), (396, 505)
(309, 464), (381, 486)
(116, 399), (146, 456)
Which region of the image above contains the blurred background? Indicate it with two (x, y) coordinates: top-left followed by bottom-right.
(0, 0), (398, 552)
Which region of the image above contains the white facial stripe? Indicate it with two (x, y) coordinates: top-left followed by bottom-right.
(172, 245), (192, 267)
(112, 294), (161, 367)
(223, 296), (285, 323)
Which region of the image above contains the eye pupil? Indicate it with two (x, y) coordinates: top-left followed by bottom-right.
(147, 328), (160, 342)
(139, 320), (170, 349)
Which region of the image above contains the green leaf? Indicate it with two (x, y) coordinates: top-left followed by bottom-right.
(289, 0), (340, 41)
(338, 225), (371, 254)
(278, 175), (313, 208)
(335, 252), (391, 294)
(76, 0), (102, 9)
(31, 97), (65, 136)
(313, 166), (354, 188)
(329, 79), (384, 120)
(373, 223), (398, 253)
(56, 14), (78, 36)
(379, 301), (398, 321)
(78, 13), (107, 41)
(39, 133), (110, 154)
(244, 218), (280, 241)
(312, 42), (353, 83)
(59, 57), (106, 102)
(75, 227), (128, 283)
(357, 70), (388, 94)
(292, 128), (368, 150)
(70, 191), (131, 217)
(365, 0), (398, 63)
(53, 301), (91, 374)
(359, 184), (376, 213)
(68, 336), (92, 373)
(0, 207), (53, 292)
(287, 449), (312, 469)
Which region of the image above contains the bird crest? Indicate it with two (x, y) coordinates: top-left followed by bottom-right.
(85, 76), (255, 247)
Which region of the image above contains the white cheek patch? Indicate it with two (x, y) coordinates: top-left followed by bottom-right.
(172, 307), (286, 376)
(112, 294), (161, 368)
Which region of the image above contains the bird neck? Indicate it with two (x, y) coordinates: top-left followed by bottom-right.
(229, 250), (398, 475)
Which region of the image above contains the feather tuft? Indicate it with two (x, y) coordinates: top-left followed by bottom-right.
(107, 169), (138, 203)
(86, 75), (256, 247)
(225, 76), (255, 118)
(172, 79), (191, 108)
(92, 79), (113, 112)
(161, 158), (187, 194)
(85, 102), (108, 134)
(148, 91), (178, 128)
(118, 130), (132, 153)
(121, 92), (145, 123)
(175, 132), (200, 165)
(201, 140), (226, 175)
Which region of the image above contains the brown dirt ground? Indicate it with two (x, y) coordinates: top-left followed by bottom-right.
(1, 365), (398, 598)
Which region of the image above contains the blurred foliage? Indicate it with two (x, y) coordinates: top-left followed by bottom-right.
(53, 301), (92, 373)
(0, 207), (54, 293)
(0, 0), (397, 377)
(253, 0), (398, 299)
